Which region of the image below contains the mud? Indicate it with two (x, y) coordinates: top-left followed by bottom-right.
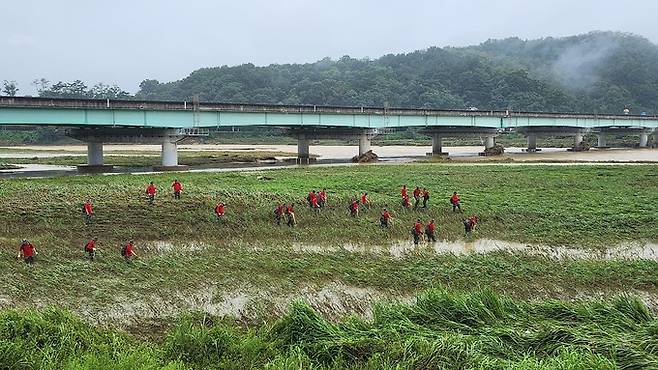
(294, 239), (658, 261)
(85, 282), (396, 328)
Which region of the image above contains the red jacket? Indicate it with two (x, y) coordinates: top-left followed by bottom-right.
(85, 239), (96, 251)
(382, 211), (391, 219)
(361, 194), (368, 204)
(83, 202), (93, 215)
(146, 184), (157, 195)
(414, 222), (423, 234)
(123, 243), (134, 257)
(20, 242), (35, 257)
(451, 194), (460, 204)
(215, 204), (225, 216)
(426, 222), (436, 233)
(413, 188), (421, 199)
(172, 181), (182, 192)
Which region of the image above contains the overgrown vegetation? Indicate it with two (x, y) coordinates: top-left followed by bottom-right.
(1, 164), (657, 330)
(0, 163), (656, 369)
(1, 164), (655, 247)
(3, 289), (658, 369)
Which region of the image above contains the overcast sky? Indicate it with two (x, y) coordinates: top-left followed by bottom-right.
(2, 0), (658, 94)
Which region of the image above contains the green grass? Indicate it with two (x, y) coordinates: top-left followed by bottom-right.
(2, 289), (658, 369)
(2, 163), (658, 367)
(1, 164), (656, 247)
(0, 164), (657, 327)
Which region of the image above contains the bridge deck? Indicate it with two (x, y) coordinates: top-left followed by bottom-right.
(1, 96), (657, 130)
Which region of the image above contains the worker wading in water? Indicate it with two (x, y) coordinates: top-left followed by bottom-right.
(412, 219), (424, 246)
(425, 219), (437, 242)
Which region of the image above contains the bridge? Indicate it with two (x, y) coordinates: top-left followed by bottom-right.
(1, 96), (657, 169)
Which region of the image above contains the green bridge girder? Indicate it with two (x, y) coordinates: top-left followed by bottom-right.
(0, 97), (657, 130)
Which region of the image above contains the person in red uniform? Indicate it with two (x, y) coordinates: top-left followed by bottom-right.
(318, 189), (327, 209)
(286, 203), (296, 227)
(463, 216), (478, 236)
(450, 192), (461, 212)
(82, 199), (94, 224)
(349, 198), (359, 217)
(380, 208), (392, 228)
(84, 237), (98, 260)
(146, 182), (157, 203)
(122, 240), (137, 261)
(360, 192), (369, 210)
(468, 215), (478, 230)
(274, 203), (285, 225)
(422, 188), (430, 209)
(425, 219), (437, 242)
(307, 191), (316, 209)
(310, 191), (320, 212)
(171, 179), (183, 199)
(413, 186), (422, 209)
(214, 202), (225, 221)
(412, 219), (424, 246)
(401, 185), (408, 199)
(18, 239), (37, 264)
(402, 194), (411, 209)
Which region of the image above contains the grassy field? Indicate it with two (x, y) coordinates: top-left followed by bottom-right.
(2, 163), (658, 368)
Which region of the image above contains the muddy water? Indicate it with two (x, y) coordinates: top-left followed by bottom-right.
(294, 239), (658, 261)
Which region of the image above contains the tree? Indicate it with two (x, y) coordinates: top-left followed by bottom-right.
(2, 80), (19, 96)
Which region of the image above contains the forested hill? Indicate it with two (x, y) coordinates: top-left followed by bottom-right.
(32, 32), (657, 115)
(131, 32), (658, 114)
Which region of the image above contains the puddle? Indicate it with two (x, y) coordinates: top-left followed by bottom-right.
(294, 239), (658, 261)
(142, 241), (210, 253)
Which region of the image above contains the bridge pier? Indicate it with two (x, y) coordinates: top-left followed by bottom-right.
(526, 134), (538, 152)
(640, 132), (649, 147)
(431, 133), (444, 155)
(87, 142), (104, 166)
(297, 135), (311, 164)
(154, 131), (189, 171)
(358, 132), (371, 156)
(77, 141), (113, 173)
(484, 135), (496, 150)
(597, 134), (607, 148)
(161, 140), (178, 166)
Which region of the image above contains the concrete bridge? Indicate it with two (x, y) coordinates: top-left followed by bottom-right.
(1, 96), (656, 169)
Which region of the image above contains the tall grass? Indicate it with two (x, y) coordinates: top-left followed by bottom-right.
(1, 289), (657, 369)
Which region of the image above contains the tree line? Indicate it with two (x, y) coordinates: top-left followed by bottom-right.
(5, 31), (658, 114)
